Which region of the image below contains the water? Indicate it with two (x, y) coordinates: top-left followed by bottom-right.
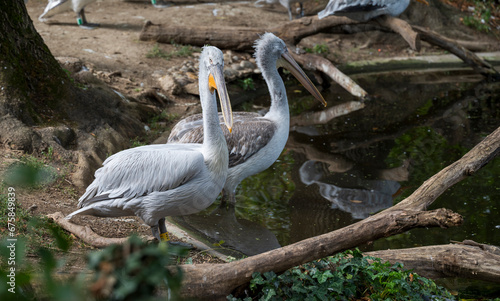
(170, 68), (500, 294)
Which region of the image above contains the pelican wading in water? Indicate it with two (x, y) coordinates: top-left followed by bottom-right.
(66, 46), (233, 242)
(318, 0), (429, 21)
(168, 33), (326, 207)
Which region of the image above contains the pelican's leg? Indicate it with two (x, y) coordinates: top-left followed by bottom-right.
(158, 217), (170, 242)
(151, 0), (172, 8)
(287, 7), (293, 21)
(218, 189), (236, 209)
(151, 225), (161, 241)
(158, 218), (192, 248)
(76, 9), (99, 29)
(299, 2), (304, 18)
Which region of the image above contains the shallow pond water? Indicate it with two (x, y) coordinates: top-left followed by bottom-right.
(171, 67), (500, 296)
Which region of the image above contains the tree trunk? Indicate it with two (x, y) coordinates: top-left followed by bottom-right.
(0, 0), (147, 186)
(0, 0), (72, 125)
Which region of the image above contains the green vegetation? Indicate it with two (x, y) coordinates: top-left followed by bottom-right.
(0, 232), (186, 301)
(228, 249), (454, 300)
(146, 43), (199, 60)
(305, 43), (330, 55)
(3, 155), (58, 188)
(461, 0), (496, 33)
(238, 77), (256, 91)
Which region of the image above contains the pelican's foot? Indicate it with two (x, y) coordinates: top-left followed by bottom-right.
(77, 20), (100, 29)
(151, 0), (172, 8)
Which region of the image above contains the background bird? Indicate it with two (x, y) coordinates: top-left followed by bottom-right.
(318, 0), (429, 21)
(66, 46), (233, 243)
(38, 0), (171, 28)
(168, 33), (326, 207)
(39, 0), (99, 29)
(255, 0), (306, 20)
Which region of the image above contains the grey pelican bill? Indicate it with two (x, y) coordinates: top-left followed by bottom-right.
(39, 0), (99, 29)
(168, 33), (326, 207)
(255, 0), (305, 20)
(66, 46), (233, 242)
(318, 0), (429, 21)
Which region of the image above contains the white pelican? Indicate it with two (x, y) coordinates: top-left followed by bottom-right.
(38, 0), (172, 28)
(66, 46), (233, 242)
(168, 33), (326, 206)
(318, 0), (429, 21)
(39, 0), (99, 29)
(255, 0), (305, 20)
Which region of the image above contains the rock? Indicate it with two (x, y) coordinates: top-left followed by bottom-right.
(240, 60), (256, 70)
(36, 125), (76, 149)
(158, 74), (183, 95)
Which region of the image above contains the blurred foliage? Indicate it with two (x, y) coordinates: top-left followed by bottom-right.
(228, 248), (455, 300)
(0, 232), (187, 300)
(0, 186), (73, 253)
(238, 77), (256, 91)
(448, 0), (499, 33)
(235, 151), (296, 245)
(3, 156), (58, 188)
(87, 235), (188, 300)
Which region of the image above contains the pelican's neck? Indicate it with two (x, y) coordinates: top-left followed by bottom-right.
(199, 70), (229, 172)
(262, 65), (289, 122)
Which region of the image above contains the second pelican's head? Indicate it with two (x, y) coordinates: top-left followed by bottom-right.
(201, 46), (233, 133)
(254, 33), (327, 108)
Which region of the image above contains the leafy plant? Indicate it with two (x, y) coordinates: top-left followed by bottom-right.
(228, 249), (455, 300)
(238, 77), (255, 91)
(87, 235), (188, 300)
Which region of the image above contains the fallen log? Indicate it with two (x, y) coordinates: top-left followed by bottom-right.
(54, 122), (499, 298)
(366, 241), (500, 283)
(139, 15), (500, 79)
(172, 126), (500, 299)
(47, 212), (128, 248)
(175, 209), (463, 299)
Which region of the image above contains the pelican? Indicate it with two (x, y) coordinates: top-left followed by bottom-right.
(39, 0), (99, 29)
(66, 46), (233, 242)
(38, 0), (170, 28)
(255, 0), (306, 20)
(318, 0), (429, 21)
(168, 33), (326, 206)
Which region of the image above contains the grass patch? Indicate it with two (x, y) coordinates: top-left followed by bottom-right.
(146, 43), (199, 60)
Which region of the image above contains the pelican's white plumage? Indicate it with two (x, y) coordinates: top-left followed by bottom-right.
(168, 33), (326, 206)
(318, 0), (429, 21)
(66, 46), (233, 241)
(255, 0), (305, 20)
(39, 0), (98, 28)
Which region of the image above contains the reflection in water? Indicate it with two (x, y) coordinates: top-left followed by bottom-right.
(172, 70), (500, 270)
(171, 205), (280, 257)
(299, 160), (400, 219)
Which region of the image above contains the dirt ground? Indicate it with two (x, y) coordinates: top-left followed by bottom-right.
(11, 0), (499, 271)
